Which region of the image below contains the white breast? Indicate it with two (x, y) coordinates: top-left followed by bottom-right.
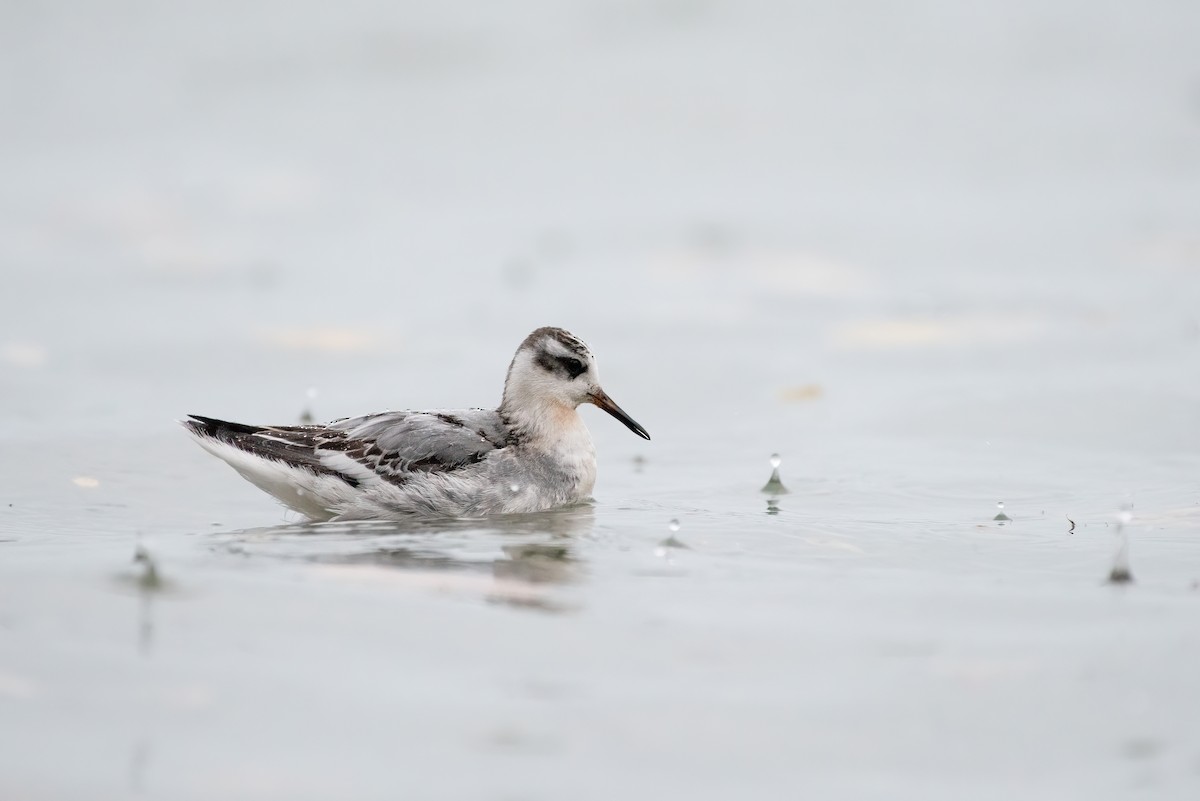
(558, 420), (597, 497)
(534, 406), (597, 499)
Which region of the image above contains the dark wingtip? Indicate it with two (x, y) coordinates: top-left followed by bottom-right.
(181, 415), (208, 437)
(183, 414), (262, 438)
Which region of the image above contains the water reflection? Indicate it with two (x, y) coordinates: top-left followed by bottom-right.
(494, 542), (574, 584)
(311, 540), (577, 586)
(210, 505), (595, 611)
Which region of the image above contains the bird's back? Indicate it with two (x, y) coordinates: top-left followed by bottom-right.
(184, 408), (517, 519)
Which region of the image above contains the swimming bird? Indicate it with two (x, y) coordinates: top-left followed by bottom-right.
(183, 327), (650, 520)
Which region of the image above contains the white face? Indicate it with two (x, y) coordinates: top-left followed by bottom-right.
(502, 329), (650, 440)
(507, 334), (599, 409)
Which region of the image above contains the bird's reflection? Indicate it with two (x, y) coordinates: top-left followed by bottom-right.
(309, 540), (576, 585)
(211, 505), (595, 612)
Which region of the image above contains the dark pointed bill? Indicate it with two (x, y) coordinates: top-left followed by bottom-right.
(589, 389), (651, 440)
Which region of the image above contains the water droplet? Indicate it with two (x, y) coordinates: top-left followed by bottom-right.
(509, 483), (521, 494)
(1107, 509), (1134, 584)
(659, 517), (687, 550)
(761, 454), (789, 495)
(993, 500), (1011, 523)
(1108, 564), (1134, 584)
(132, 546), (165, 592)
(766, 499), (780, 516)
(298, 387), (320, 424)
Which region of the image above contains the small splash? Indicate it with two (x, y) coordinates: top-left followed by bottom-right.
(993, 500), (1010, 523)
(1108, 565), (1134, 584)
(1107, 510), (1134, 584)
(298, 387), (319, 424)
(766, 498), (780, 516)
(760, 453), (789, 495)
(509, 483), (521, 494)
(657, 519), (688, 552)
(130, 546), (167, 593)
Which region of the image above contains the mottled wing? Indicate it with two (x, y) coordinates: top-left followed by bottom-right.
(317, 408), (510, 484)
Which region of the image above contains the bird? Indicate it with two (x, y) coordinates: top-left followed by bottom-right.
(183, 327), (650, 521)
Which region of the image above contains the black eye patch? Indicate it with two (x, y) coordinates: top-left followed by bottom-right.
(556, 355), (587, 379)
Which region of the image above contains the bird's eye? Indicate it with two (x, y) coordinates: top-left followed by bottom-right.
(557, 356), (586, 379)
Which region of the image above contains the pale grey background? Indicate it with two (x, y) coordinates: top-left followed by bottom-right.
(1, 2), (1198, 799)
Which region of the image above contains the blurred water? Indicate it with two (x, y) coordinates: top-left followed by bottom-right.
(2, 1), (1199, 799)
